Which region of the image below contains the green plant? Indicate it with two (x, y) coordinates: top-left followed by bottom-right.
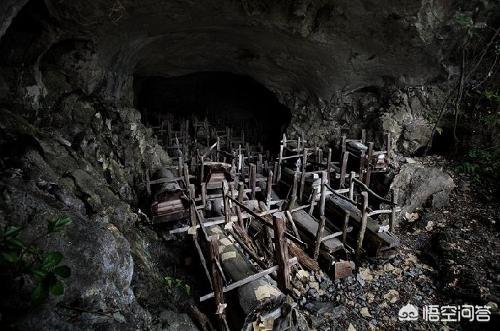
(454, 147), (500, 183)
(0, 216), (72, 305)
(163, 276), (191, 295)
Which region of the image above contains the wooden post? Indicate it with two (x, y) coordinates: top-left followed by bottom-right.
(277, 144), (283, 182)
(390, 189), (398, 233)
(222, 181), (231, 225)
(238, 145), (242, 172)
(359, 150), (365, 182)
(299, 148), (308, 203)
(237, 182), (244, 203)
(365, 142), (374, 186)
(201, 183), (207, 207)
(340, 151), (349, 188)
(318, 148), (323, 166)
(356, 191), (369, 258)
(342, 211), (350, 243)
(146, 169), (151, 196)
(319, 171), (327, 217)
(209, 238), (226, 323)
(386, 132), (392, 164)
(313, 171), (327, 260)
(287, 171), (298, 210)
(273, 162), (279, 184)
(361, 129), (366, 144)
(340, 135), (346, 158)
(183, 164), (190, 189)
(257, 154), (263, 174)
(349, 171), (356, 201)
(273, 216), (290, 292)
(250, 163), (257, 200)
(266, 170), (273, 207)
(285, 211), (301, 241)
(326, 148), (332, 183)
(216, 137), (220, 162)
(200, 156), (205, 184)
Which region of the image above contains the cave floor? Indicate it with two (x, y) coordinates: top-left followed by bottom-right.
(302, 158), (499, 330)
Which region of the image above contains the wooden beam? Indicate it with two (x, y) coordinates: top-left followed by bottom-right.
(273, 215), (290, 292)
(200, 257), (298, 302)
(356, 191), (369, 258)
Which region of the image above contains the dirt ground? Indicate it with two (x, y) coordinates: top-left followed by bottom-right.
(295, 160), (499, 330)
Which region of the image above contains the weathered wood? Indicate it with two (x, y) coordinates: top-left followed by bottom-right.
(349, 171), (356, 201)
(228, 196), (306, 247)
(287, 242), (319, 272)
(356, 192), (369, 258)
(201, 182), (207, 207)
(313, 171), (328, 260)
(200, 257), (298, 302)
(326, 148), (332, 182)
(276, 145), (284, 182)
(299, 148), (308, 203)
(237, 182), (244, 203)
(342, 211), (350, 244)
(285, 211), (301, 240)
(287, 171), (298, 210)
(266, 170), (273, 207)
(250, 163), (257, 200)
(340, 151), (349, 188)
(273, 216), (290, 292)
(291, 210), (343, 254)
(313, 216), (326, 260)
(390, 189), (398, 232)
(365, 142), (374, 186)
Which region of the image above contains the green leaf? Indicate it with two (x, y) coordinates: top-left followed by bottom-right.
(435, 127), (443, 135)
(49, 281), (64, 296)
(31, 268), (48, 281)
(42, 252), (63, 269)
(3, 226), (22, 238)
(6, 237), (25, 249)
(31, 283), (49, 305)
(53, 265), (71, 278)
(1, 251), (19, 264)
(48, 216), (72, 233)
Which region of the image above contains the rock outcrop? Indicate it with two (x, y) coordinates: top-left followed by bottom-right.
(391, 162), (456, 216)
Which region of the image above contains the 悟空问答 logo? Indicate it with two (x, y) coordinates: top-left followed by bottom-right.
(398, 304), (419, 321)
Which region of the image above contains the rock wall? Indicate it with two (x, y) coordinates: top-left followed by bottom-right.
(1, 0), (479, 153)
(0, 0), (497, 328)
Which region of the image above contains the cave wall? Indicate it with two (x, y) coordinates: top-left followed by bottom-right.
(1, 0), (475, 151)
(0, 0), (497, 329)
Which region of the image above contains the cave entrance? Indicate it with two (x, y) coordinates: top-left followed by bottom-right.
(133, 72), (291, 151)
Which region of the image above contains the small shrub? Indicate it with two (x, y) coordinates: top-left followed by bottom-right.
(0, 216), (72, 305)
(163, 276), (191, 296)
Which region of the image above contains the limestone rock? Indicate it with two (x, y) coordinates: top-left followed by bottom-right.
(391, 163), (455, 215)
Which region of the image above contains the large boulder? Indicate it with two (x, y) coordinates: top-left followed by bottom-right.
(391, 163), (455, 215)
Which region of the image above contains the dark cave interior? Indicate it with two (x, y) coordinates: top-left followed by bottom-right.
(134, 72), (291, 151)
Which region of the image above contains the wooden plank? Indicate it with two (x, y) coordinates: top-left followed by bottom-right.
(273, 216), (290, 292)
(291, 210), (344, 253)
(340, 151), (349, 188)
(199, 258), (298, 302)
(228, 196), (306, 247)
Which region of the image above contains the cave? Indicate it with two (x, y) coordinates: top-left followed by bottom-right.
(0, 1), (499, 330)
(134, 72), (291, 151)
